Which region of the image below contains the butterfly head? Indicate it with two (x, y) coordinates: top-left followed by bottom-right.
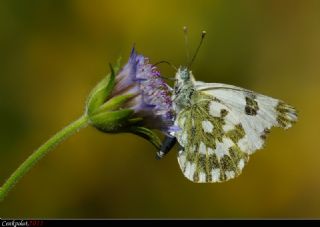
(175, 66), (194, 83)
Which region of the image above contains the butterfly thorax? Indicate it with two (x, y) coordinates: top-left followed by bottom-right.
(173, 67), (196, 113)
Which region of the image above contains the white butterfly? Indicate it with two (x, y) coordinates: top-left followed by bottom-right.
(157, 30), (298, 183)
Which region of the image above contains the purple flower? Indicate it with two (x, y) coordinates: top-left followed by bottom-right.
(111, 48), (174, 135)
(86, 48), (175, 149)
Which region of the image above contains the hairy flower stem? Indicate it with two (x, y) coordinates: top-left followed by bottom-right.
(0, 115), (89, 201)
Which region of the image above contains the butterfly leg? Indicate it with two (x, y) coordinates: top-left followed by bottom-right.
(156, 136), (177, 160)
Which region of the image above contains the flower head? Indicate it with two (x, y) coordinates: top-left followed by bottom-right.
(86, 48), (175, 149)
(112, 48), (174, 134)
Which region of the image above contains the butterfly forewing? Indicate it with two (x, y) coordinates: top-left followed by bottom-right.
(198, 83), (297, 153)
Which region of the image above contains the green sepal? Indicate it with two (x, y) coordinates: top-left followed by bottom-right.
(86, 64), (116, 115)
(130, 127), (162, 150)
(128, 117), (143, 124)
(95, 94), (135, 114)
(89, 109), (134, 132)
(113, 57), (122, 74)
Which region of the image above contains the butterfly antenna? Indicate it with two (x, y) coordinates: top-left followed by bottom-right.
(152, 61), (177, 81)
(160, 76), (176, 81)
(188, 30), (206, 68)
(152, 60), (177, 71)
(183, 26), (190, 64)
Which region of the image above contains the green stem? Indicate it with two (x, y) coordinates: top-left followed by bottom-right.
(0, 114), (89, 201)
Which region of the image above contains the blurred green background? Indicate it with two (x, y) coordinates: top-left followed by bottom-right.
(0, 0), (319, 218)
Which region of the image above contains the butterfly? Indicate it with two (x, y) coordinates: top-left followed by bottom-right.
(156, 29), (298, 183)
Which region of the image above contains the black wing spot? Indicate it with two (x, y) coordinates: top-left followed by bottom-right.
(245, 96), (259, 116)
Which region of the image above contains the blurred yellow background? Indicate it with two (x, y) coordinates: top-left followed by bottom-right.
(0, 0), (319, 218)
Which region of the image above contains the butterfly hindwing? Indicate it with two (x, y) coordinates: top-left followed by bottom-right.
(175, 92), (249, 183)
(175, 83), (297, 183)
